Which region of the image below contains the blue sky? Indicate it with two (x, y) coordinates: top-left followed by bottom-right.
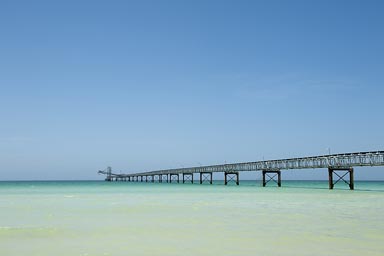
(1, 0), (383, 180)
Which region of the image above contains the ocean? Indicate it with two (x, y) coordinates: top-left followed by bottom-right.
(1, 180), (383, 256)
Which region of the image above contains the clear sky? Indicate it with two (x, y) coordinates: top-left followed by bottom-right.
(1, 0), (383, 180)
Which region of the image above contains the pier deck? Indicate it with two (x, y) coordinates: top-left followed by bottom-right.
(98, 151), (384, 190)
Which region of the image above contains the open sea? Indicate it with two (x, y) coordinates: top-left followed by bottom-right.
(1, 180), (383, 256)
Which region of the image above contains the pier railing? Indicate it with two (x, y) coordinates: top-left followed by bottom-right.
(127, 151), (384, 176)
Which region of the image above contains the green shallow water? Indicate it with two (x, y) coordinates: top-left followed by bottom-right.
(1, 181), (383, 256)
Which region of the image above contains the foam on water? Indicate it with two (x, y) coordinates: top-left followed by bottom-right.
(0, 181), (383, 256)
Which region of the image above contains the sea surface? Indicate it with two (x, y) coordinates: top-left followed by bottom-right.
(1, 180), (383, 256)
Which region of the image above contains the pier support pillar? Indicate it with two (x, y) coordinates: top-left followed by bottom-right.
(200, 172), (212, 184)
(224, 172), (239, 185)
(328, 167), (354, 190)
(262, 170), (281, 187)
(151, 175), (154, 183)
(182, 173), (193, 184)
(170, 174), (179, 183)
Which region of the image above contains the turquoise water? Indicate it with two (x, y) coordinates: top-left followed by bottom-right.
(1, 180), (383, 256)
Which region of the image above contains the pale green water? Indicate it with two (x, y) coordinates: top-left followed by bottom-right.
(1, 181), (383, 256)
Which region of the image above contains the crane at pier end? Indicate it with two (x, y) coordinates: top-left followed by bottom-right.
(98, 167), (113, 181)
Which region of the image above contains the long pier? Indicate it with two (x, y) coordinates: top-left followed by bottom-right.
(98, 151), (384, 190)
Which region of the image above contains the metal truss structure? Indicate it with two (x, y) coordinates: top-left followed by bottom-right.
(123, 151), (384, 177)
(99, 151), (384, 189)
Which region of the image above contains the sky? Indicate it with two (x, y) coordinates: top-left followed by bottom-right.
(1, 0), (384, 180)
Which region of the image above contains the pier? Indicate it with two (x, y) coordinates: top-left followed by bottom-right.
(98, 151), (384, 190)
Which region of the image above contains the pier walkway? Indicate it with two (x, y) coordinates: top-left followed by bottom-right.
(98, 151), (384, 190)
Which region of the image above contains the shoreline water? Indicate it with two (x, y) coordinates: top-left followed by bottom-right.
(1, 180), (383, 256)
